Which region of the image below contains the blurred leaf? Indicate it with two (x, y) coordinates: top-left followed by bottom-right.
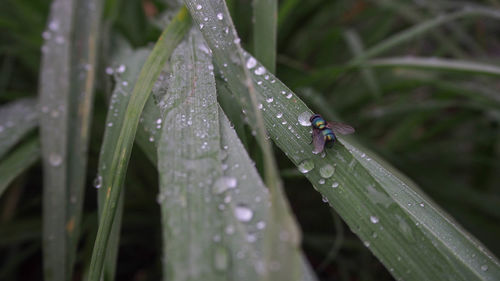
(87, 7), (190, 281)
(367, 57), (500, 76)
(0, 138), (39, 198)
(38, 0), (76, 280)
(253, 0), (277, 73)
(66, 0), (103, 278)
(0, 98), (37, 160)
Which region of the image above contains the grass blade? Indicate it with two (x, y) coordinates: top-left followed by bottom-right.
(66, 0), (103, 278)
(184, 1), (304, 279)
(38, 0), (75, 280)
(0, 138), (39, 198)
(86, 7), (190, 281)
(97, 43), (151, 280)
(0, 98), (38, 160)
(367, 57), (500, 76)
(253, 0), (277, 73)
(226, 52), (500, 281)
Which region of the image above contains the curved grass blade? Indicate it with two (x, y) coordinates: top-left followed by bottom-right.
(253, 0), (277, 73)
(38, 0), (75, 280)
(87, 7), (191, 281)
(184, 1), (304, 279)
(0, 138), (39, 198)
(0, 98), (38, 160)
(96, 43), (151, 281)
(223, 52), (500, 281)
(367, 57), (500, 77)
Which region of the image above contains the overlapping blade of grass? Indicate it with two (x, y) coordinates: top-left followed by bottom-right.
(87, 8), (190, 281)
(367, 57), (500, 76)
(220, 52), (500, 280)
(0, 98), (38, 160)
(156, 29), (313, 280)
(38, 0), (75, 280)
(96, 43), (151, 281)
(66, 0), (103, 278)
(0, 138), (39, 198)
(253, 0), (277, 73)
(184, 1), (304, 280)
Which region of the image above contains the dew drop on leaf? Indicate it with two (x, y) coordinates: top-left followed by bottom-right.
(246, 57), (257, 69)
(234, 204), (253, 222)
(298, 160), (315, 173)
(298, 111), (312, 126)
(49, 153), (63, 167)
(370, 215), (379, 224)
(319, 164), (335, 178)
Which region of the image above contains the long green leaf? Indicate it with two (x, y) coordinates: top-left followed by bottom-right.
(97, 43), (151, 281)
(86, 7), (190, 281)
(38, 0), (75, 280)
(222, 52), (500, 280)
(0, 98), (38, 160)
(184, 1), (304, 280)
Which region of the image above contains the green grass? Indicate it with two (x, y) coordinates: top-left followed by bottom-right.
(1, 0), (500, 280)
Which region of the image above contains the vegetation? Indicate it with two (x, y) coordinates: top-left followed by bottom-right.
(0, 0), (499, 280)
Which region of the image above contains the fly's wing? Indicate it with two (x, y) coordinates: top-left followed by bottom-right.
(327, 121), (355, 135)
(311, 128), (326, 154)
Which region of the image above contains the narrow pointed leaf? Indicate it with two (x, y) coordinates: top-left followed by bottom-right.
(87, 7), (190, 281)
(220, 52), (500, 281)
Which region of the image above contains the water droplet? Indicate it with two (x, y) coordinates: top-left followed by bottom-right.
(319, 164), (335, 178)
(196, 4), (202, 10)
(266, 97), (273, 103)
(48, 20), (59, 31)
(256, 221), (266, 230)
(94, 175), (103, 189)
(213, 176), (237, 194)
(318, 179), (325, 184)
(246, 57), (257, 69)
(254, 66), (266, 75)
(49, 153), (63, 167)
(233, 38), (241, 44)
(276, 112), (283, 118)
(286, 93), (293, 99)
(364, 241), (371, 247)
(105, 67), (114, 75)
(298, 160), (315, 173)
(116, 64), (126, 73)
(107, 122), (113, 127)
(234, 204), (253, 222)
(156, 118), (162, 125)
(217, 13), (223, 20)
(419, 202), (425, 207)
(214, 246), (229, 271)
(481, 264), (488, 271)
(331, 182), (339, 188)
(298, 111), (312, 126)
(370, 215), (379, 224)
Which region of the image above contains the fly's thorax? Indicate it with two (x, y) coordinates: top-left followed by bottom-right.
(311, 115), (326, 130)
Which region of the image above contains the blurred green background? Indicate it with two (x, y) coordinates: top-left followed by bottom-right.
(1, 0), (499, 280)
